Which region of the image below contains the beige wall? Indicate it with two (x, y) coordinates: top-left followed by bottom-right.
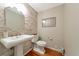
(24, 4), (37, 34)
(0, 7), (4, 27)
(64, 4), (79, 56)
(0, 7), (4, 37)
(37, 5), (64, 49)
(38, 3), (79, 56)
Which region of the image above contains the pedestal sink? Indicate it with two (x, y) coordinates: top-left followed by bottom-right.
(0, 35), (34, 56)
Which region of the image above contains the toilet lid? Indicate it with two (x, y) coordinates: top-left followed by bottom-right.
(36, 41), (46, 46)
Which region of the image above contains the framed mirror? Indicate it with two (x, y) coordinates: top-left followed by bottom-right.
(4, 7), (25, 32)
(42, 17), (56, 27)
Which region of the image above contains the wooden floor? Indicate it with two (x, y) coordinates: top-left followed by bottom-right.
(25, 48), (64, 56)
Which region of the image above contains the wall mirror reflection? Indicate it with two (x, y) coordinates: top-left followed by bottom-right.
(4, 7), (25, 32)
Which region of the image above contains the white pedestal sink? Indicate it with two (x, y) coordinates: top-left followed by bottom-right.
(0, 35), (34, 56)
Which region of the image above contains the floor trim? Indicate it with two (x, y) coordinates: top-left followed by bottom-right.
(24, 48), (33, 56)
(46, 47), (62, 53)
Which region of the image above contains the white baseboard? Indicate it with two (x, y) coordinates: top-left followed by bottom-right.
(24, 48), (32, 55)
(46, 47), (62, 53)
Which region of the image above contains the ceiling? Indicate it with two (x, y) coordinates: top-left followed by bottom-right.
(29, 3), (63, 12)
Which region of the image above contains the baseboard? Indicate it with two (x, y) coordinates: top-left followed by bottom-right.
(46, 47), (62, 53)
(24, 48), (32, 56)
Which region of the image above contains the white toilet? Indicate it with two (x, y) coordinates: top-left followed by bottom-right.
(32, 35), (46, 54)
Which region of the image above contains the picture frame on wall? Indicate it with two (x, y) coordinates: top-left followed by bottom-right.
(42, 17), (56, 27)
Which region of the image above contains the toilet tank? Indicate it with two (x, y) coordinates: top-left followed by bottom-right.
(32, 35), (38, 43)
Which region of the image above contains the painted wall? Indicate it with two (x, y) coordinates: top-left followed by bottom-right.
(0, 7), (4, 38)
(0, 7), (4, 27)
(24, 4), (37, 34)
(37, 5), (64, 49)
(22, 4), (37, 54)
(64, 4), (79, 56)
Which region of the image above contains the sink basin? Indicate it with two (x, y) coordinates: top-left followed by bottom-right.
(0, 35), (34, 49)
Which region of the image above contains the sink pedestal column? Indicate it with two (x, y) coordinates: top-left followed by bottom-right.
(14, 44), (23, 56)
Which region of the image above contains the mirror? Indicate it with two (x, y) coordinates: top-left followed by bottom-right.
(5, 7), (25, 32)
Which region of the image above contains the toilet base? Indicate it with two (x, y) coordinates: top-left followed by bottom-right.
(33, 45), (45, 54)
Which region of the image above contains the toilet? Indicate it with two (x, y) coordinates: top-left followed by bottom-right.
(32, 35), (46, 54)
